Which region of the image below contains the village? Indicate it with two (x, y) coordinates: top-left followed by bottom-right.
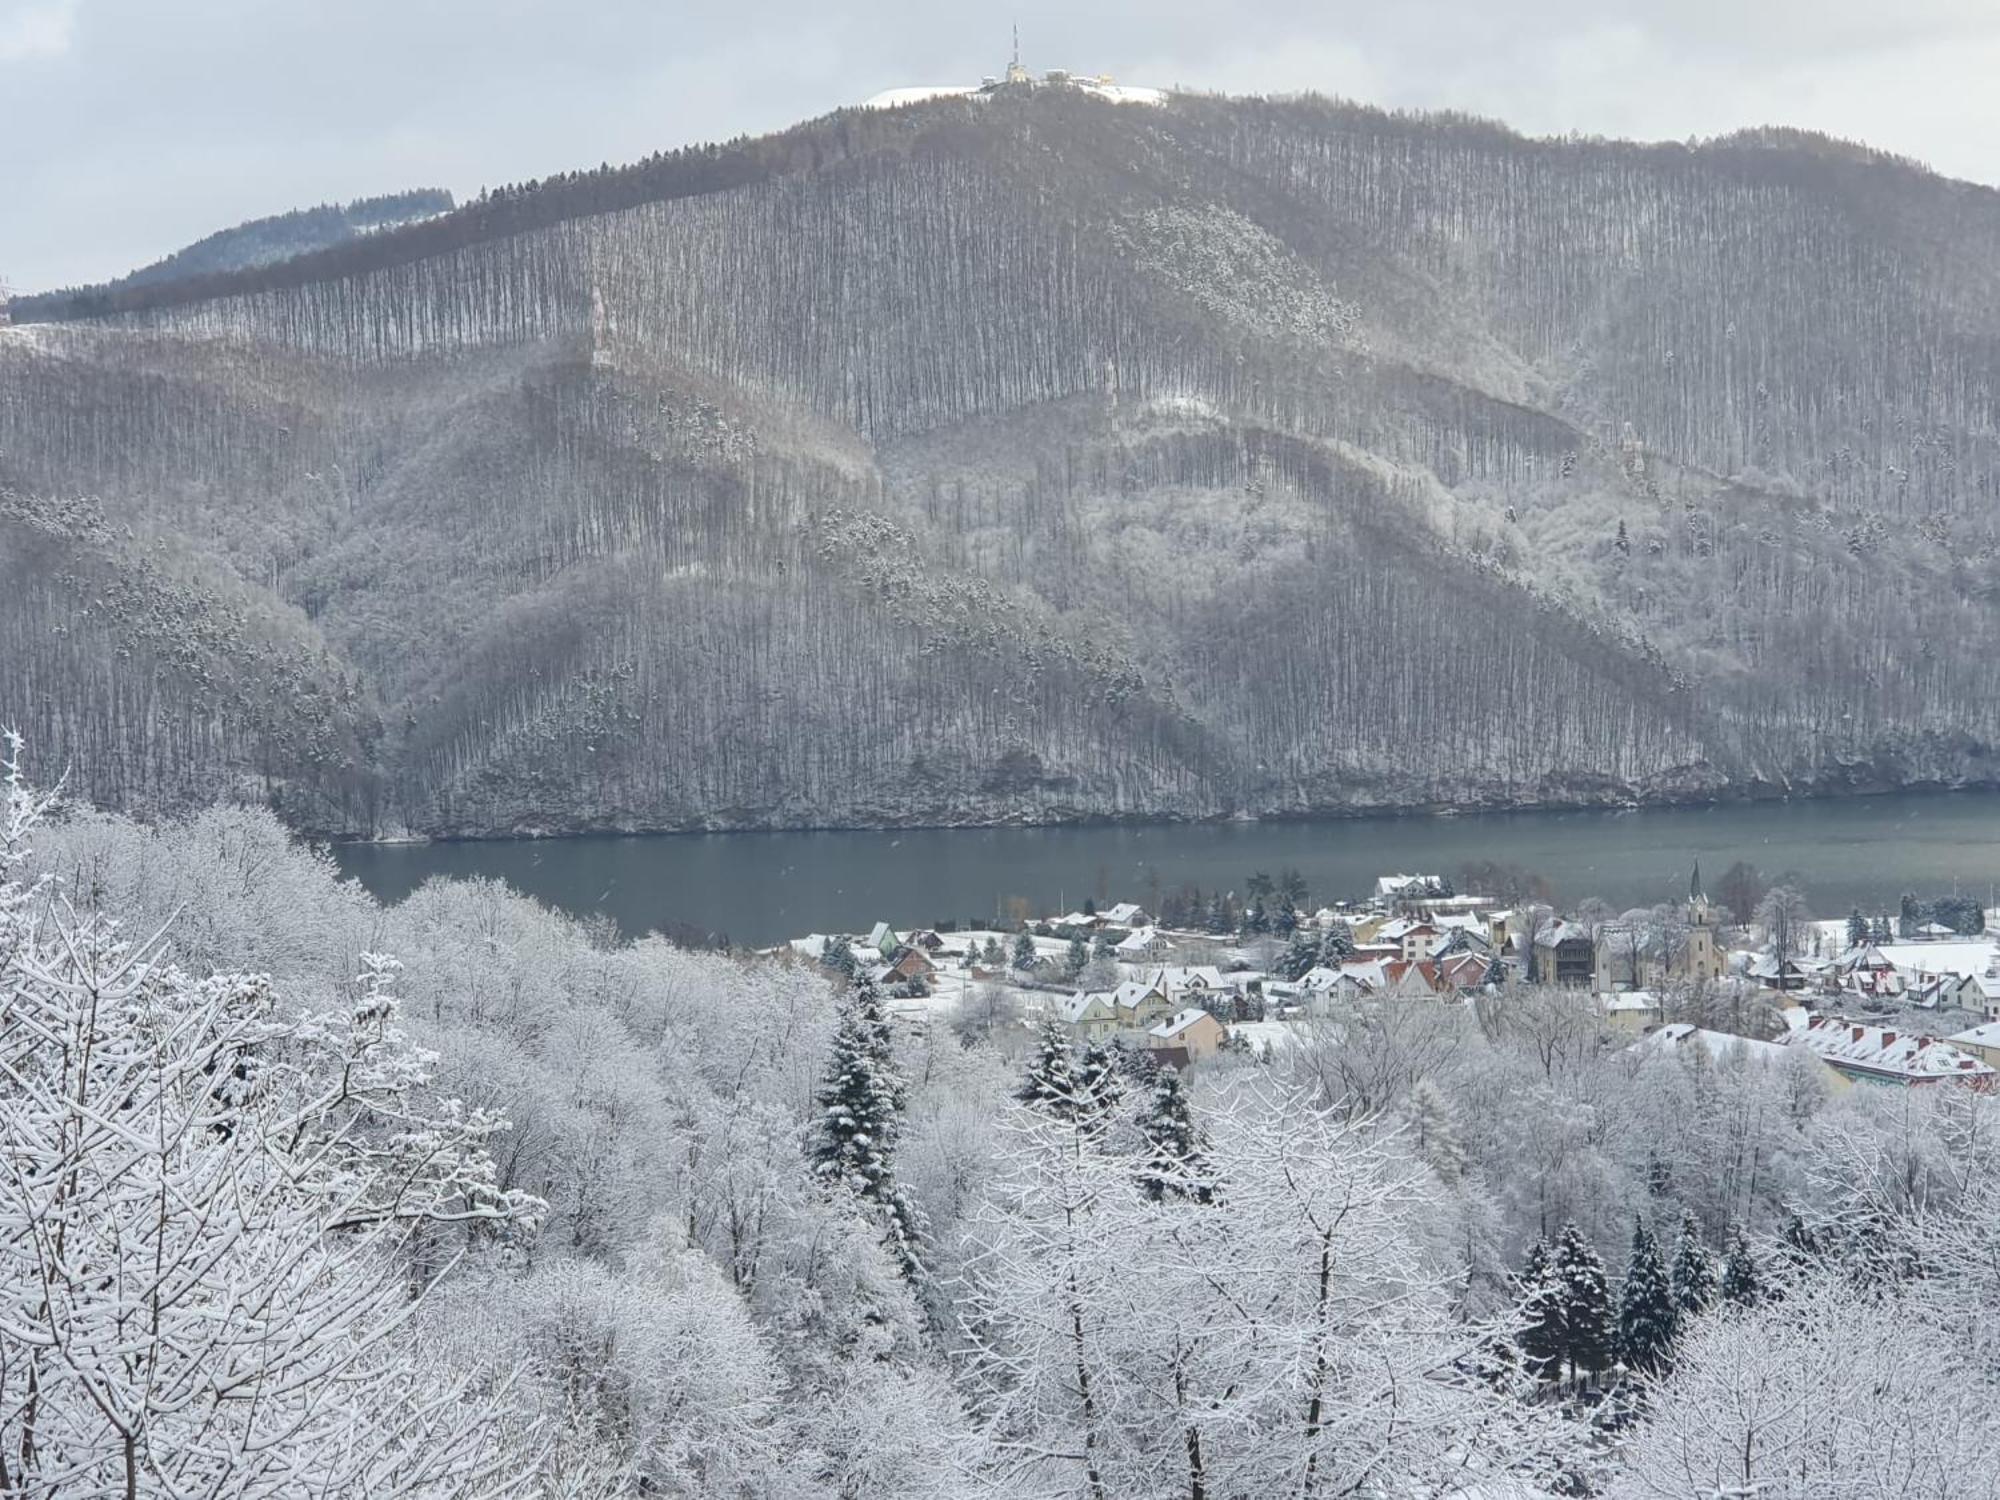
(787, 864), (2000, 1090)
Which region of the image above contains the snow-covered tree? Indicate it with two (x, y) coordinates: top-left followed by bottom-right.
(0, 744), (544, 1498)
(1721, 1227), (1761, 1307)
(1011, 930), (1038, 971)
(1018, 1018), (1079, 1116)
(1075, 1040), (1125, 1122)
(1616, 1218), (1678, 1374)
(809, 977), (924, 1278)
(1515, 1238), (1563, 1382)
(1406, 1076), (1467, 1183)
(1671, 1210), (1716, 1316)
(1137, 1067), (1214, 1204)
(1551, 1221), (1615, 1382)
(1614, 1272), (1994, 1499)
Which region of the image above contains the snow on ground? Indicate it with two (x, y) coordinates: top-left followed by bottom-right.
(859, 85), (983, 109)
(1075, 82), (1167, 105)
(1876, 939), (1998, 976)
(860, 80), (1166, 111)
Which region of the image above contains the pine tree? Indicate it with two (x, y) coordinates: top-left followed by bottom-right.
(1846, 907), (1869, 949)
(1671, 1211), (1716, 1316)
(981, 935), (1006, 968)
(1871, 913), (1893, 943)
(1319, 921), (1356, 963)
(1405, 1079), (1465, 1184)
(1090, 931), (1115, 963)
(1277, 930), (1321, 982)
(1012, 930), (1038, 971)
(1137, 1068), (1213, 1204)
(1721, 1229), (1760, 1308)
(1616, 1219), (1678, 1374)
(1065, 936), (1089, 976)
(811, 978), (922, 1277)
(1515, 1239), (1564, 1382)
(822, 932), (857, 978)
(1018, 1019), (1079, 1117)
(1552, 1222), (1615, 1383)
(1074, 1040), (1124, 1122)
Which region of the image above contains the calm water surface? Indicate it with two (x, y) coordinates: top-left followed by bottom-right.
(329, 794), (2000, 948)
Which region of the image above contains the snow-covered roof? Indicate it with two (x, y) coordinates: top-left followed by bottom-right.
(1948, 1020), (2000, 1051)
(1102, 903), (1145, 925)
(1795, 1015), (1996, 1082)
(1876, 940), (1998, 979)
(1229, 1020), (1301, 1053)
(1110, 979), (1167, 1012)
(1149, 1008), (1215, 1040)
(1533, 919), (1591, 948)
(1633, 1023), (1792, 1067)
(1115, 927), (1160, 952)
(1148, 965), (1226, 991)
(1052, 991), (1114, 1024)
(1603, 990), (1662, 1013)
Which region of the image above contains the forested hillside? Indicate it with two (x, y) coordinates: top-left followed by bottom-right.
(5, 91), (1998, 837)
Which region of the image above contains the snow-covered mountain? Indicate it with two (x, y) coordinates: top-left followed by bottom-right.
(3, 91), (1997, 837)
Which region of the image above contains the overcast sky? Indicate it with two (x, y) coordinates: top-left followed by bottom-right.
(5, 0), (1998, 293)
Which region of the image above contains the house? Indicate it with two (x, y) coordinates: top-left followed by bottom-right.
(865, 922), (902, 959)
(1147, 1007), (1227, 1063)
(1116, 927), (1165, 962)
(1101, 902), (1148, 928)
(1531, 920), (1596, 987)
(1110, 979), (1174, 1031)
(1377, 918), (1444, 964)
(1747, 954), (1810, 992)
(885, 947), (936, 985)
(1946, 1020), (2000, 1069)
(1792, 1015), (1996, 1088)
(1603, 990), (1665, 1033)
(1051, 991), (1119, 1043)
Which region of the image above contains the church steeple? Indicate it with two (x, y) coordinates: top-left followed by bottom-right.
(1689, 859), (1705, 905)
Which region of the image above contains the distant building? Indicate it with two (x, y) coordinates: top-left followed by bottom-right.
(1147, 1007), (1226, 1063)
(1793, 1015), (1996, 1088)
(1532, 920), (1596, 987)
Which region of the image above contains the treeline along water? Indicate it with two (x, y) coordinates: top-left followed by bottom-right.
(330, 792), (2000, 948)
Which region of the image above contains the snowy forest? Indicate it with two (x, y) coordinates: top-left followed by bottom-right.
(4, 744), (2000, 1497)
(4, 89), (1999, 836)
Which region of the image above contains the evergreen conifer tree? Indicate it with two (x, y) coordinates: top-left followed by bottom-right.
(1846, 907), (1869, 948)
(1137, 1068), (1214, 1204)
(1320, 921), (1357, 963)
(810, 977), (923, 1278)
(1616, 1219), (1678, 1373)
(981, 935), (1006, 968)
(1671, 1211), (1716, 1316)
(1552, 1222), (1615, 1382)
(1074, 1040), (1124, 1122)
(822, 933), (857, 978)
(1065, 936), (1089, 976)
(1018, 1019), (1079, 1117)
(1721, 1229), (1761, 1308)
(1515, 1239), (1564, 1382)
(1406, 1079), (1466, 1183)
(1011, 931), (1038, 971)
(1278, 930), (1321, 981)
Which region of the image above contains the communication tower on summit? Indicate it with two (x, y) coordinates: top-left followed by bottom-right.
(1004, 25), (1031, 85)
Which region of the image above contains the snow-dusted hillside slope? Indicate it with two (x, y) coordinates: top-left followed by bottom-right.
(3, 92), (1998, 836)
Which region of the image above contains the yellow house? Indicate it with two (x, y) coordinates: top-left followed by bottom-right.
(1052, 991), (1118, 1044)
(1147, 1007), (1227, 1063)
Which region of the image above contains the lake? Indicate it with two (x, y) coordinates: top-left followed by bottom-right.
(327, 793), (2000, 947)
